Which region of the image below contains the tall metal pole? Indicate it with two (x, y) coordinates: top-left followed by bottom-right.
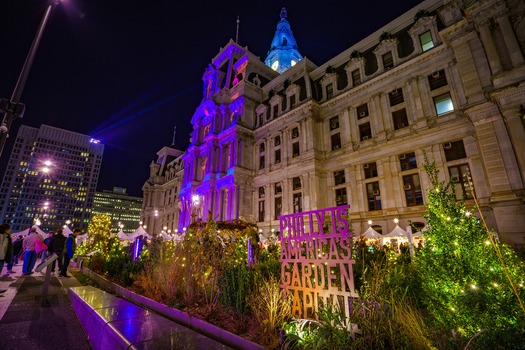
(0, 1), (58, 158)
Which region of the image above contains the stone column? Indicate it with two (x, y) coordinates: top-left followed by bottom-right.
(502, 107), (525, 183)
(477, 21), (503, 74)
(404, 78), (419, 124)
(496, 14), (525, 67)
(378, 93), (392, 131)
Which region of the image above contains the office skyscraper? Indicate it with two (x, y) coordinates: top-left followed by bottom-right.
(0, 124), (104, 231)
(92, 187), (142, 233)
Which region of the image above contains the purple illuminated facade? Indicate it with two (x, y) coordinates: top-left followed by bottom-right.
(143, 2), (525, 249)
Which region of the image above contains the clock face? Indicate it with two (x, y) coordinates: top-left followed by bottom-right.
(271, 61), (279, 71)
(291, 60), (296, 66)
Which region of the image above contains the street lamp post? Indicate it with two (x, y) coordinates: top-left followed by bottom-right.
(0, 0), (61, 158)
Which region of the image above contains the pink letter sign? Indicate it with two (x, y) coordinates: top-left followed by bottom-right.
(279, 205), (358, 319)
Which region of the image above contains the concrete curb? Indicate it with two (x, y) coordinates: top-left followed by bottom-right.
(80, 266), (264, 350)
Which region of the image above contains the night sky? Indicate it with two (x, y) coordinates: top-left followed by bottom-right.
(0, 0), (423, 197)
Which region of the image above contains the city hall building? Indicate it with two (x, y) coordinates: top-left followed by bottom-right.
(142, 0), (525, 250)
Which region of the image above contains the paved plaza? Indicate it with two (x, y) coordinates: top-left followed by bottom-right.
(0, 262), (90, 350)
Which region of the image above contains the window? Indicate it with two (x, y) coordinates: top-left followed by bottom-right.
(291, 127), (299, 139)
(357, 103), (369, 119)
(329, 116), (340, 130)
(419, 31), (434, 52)
(444, 140), (466, 161)
(274, 135), (281, 146)
(403, 174), (423, 206)
(273, 104), (279, 118)
(400, 152), (417, 171)
(292, 142), (300, 157)
(259, 187), (265, 198)
(428, 70), (447, 90)
(292, 177), (302, 190)
(334, 170), (346, 185)
(275, 182), (282, 194)
(326, 83), (334, 99)
(258, 114), (263, 126)
(289, 95), (296, 109)
(382, 51), (394, 69)
(293, 193), (303, 213)
(335, 188), (348, 206)
(275, 197), (282, 219)
(275, 149), (281, 164)
(389, 89), (404, 106)
(392, 109), (409, 130)
(434, 92), (454, 115)
(449, 164), (473, 199)
(331, 133), (341, 150)
(259, 155), (265, 169)
(352, 69), (361, 86)
(259, 143), (265, 152)
(364, 162), (378, 179)
(366, 182), (381, 211)
(258, 201), (265, 222)
(359, 123), (372, 141)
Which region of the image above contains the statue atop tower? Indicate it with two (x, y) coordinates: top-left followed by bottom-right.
(265, 7), (303, 74)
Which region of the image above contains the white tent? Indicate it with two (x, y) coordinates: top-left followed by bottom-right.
(130, 226), (152, 240)
(77, 233), (88, 245)
(117, 230), (133, 240)
(359, 226), (383, 239)
(13, 226), (48, 237)
(63, 226), (73, 236)
(384, 225), (408, 237)
(159, 231), (173, 240)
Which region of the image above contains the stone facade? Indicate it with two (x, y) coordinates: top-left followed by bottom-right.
(142, 0), (525, 250)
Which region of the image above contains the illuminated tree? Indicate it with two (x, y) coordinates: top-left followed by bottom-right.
(82, 214), (115, 256)
(418, 158), (525, 349)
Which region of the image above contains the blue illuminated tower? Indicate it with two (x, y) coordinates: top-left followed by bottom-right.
(265, 8), (303, 73)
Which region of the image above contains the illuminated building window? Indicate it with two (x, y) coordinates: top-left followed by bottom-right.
(434, 92), (454, 115)
(419, 31), (434, 52)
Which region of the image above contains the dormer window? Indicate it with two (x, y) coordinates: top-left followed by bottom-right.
(270, 94), (283, 119)
(326, 83), (334, 99)
(285, 83), (300, 111)
(290, 94), (296, 109)
(321, 70), (338, 101)
(273, 104), (279, 118)
(419, 31), (434, 52)
(351, 69), (361, 86)
(382, 52), (394, 69)
(408, 15), (440, 55)
(373, 36), (399, 72)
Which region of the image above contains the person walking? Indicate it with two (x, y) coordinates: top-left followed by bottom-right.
(61, 228), (79, 278)
(48, 229), (66, 274)
(40, 231), (54, 264)
(11, 235), (23, 266)
(22, 227), (44, 275)
(0, 224), (13, 275)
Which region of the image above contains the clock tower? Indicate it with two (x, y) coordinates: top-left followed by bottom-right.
(264, 8), (303, 74)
